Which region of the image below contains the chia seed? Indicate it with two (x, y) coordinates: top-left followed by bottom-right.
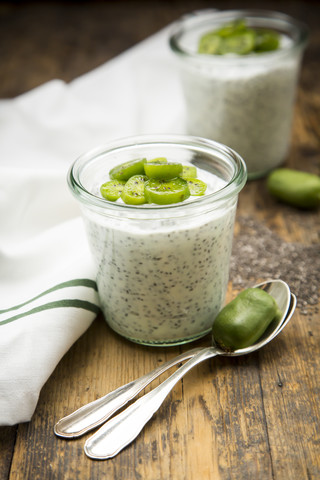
(83, 205), (237, 346)
(230, 215), (320, 315)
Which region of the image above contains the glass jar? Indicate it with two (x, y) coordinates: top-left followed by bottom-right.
(68, 135), (246, 346)
(169, 10), (308, 179)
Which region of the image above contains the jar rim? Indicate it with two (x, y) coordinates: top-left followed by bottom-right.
(68, 134), (247, 214)
(169, 9), (309, 64)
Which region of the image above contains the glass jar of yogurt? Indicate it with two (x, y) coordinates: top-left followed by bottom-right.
(68, 135), (246, 346)
(169, 10), (308, 179)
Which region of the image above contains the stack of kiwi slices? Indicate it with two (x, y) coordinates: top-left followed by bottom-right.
(100, 157), (207, 205)
(198, 19), (280, 55)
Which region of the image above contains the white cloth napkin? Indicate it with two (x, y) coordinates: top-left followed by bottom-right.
(0, 25), (185, 425)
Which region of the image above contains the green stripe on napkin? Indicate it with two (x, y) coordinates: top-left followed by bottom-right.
(0, 278), (98, 314)
(0, 278), (100, 326)
(1, 299), (100, 326)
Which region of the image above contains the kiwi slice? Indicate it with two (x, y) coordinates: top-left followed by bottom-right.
(198, 32), (221, 54)
(216, 19), (247, 37)
(254, 29), (280, 52)
(100, 179), (126, 201)
(121, 175), (147, 205)
(180, 165), (197, 179)
(109, 158), (146, 181)
(220, 31), (255, 55)
(144, 162), (183, 179)
(147, 157), (168, 164)
(185, 178), (207, 196)
(144, 178), (190, 205)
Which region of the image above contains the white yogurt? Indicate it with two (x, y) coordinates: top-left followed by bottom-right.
(83, 180), (236, 345)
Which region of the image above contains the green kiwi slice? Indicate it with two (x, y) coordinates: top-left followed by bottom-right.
(100, 179), (126, 201)
(180, 165), (197, 179)
(198, 32), (221, 54)
(144, 162), (183, 179)
(184, 178), (207, 196)
(254, 30), (280, 52)
(147, 157), (168, 164)
(109, 158), (146, 181)
(220, 31), (255, 55)
(216, 19), (247, 37)
(144, 178), (190, 205)
(121, 175), (147, 205)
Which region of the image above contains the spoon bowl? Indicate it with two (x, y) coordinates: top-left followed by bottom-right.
(82, 279), (296, 459)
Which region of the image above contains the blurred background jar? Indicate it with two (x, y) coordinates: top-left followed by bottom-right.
(170, 10), (309, 179)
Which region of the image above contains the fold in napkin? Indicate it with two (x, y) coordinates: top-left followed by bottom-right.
(0, 25), (184, 425)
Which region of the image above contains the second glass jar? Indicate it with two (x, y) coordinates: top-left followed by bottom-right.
(169, 10), (308, 179)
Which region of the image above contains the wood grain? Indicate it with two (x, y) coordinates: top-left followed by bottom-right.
(0, 1), (319, 479)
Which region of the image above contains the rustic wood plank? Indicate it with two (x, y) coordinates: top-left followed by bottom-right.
(0, 427), (17, 480)
(259, 306), (320, 478)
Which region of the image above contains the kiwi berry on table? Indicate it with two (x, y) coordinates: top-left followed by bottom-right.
(267, 168), (320, 209)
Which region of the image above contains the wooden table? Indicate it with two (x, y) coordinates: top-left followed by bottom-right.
(1, 1), (319, 478)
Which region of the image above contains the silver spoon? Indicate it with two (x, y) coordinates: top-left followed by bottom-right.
(83, 280), (296, 460)
(54, 279), (290, 439)
(54, 346), (204, 438)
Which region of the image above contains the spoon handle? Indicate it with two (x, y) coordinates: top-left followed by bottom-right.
(84, 346), (218, 459)
(54, 346), (204, 438)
